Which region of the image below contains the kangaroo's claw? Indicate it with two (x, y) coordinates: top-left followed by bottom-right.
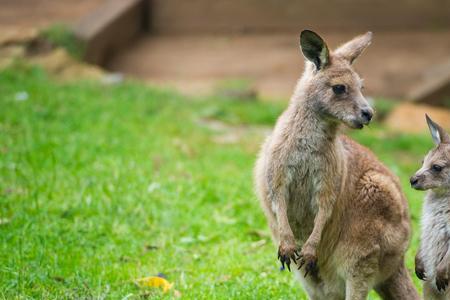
(415, 267), (426, 281)
(277, 245), (297, 272)
(297, 250), (318, 278)
(436, 276), (448, 292)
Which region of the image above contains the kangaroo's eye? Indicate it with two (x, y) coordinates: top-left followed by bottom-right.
(332, 84), (346, 95)
(431, 164), (443, 172)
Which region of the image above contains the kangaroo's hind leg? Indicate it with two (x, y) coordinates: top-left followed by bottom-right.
(343, 245), (383, 300)
(374, 262), (419, 300)
(345, 276), (372, 300)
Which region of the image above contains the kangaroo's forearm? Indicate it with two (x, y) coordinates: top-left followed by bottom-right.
(271, 189), (295, 241)
(304, 188), (335, 250)
(437, 243), (450, 272)
(304, 206), (332, 249)
(415, 243), (424, 261)
(268, 163), (296, 241)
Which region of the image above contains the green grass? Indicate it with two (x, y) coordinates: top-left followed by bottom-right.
(0, 65), (433, 299)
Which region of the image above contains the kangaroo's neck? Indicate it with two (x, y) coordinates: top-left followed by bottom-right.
(427, 189), (450, 203)
(283, 97), (340, 151)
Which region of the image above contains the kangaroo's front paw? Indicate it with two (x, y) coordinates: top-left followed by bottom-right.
(414, 258), (426, 280)
(436, 267), (449, 292)
(297, 245), (318, 278)
(278, 240), (298, 272)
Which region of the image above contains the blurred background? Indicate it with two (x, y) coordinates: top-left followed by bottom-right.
(2, 0), (450, 116)
(1, 0), (450, 299)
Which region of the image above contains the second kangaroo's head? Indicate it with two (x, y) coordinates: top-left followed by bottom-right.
(298, 30), (374, 129)
(410, 115), (450, 191)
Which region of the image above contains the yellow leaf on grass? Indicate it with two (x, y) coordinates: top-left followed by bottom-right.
(135, 276), (173, 293)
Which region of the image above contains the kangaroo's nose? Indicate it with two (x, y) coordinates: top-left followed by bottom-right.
(410, 176), (419, 186)
(361, 108), (373, 122)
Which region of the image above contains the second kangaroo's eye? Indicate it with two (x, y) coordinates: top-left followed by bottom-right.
(332, 84), (346, 95)
(432, 164), (443, 172)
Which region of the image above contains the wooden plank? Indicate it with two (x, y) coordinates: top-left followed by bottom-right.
(409, 59), (450, 107)
(73, 0), (146, 65)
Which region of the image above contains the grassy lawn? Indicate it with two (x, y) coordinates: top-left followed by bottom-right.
(0, 65), (432, 299)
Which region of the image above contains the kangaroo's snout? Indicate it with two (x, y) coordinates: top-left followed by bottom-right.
(361, 108), (373, 124)
(353, 106), (374, 129)
(410, 176), (419, 186)
(410, 174), (424, 190)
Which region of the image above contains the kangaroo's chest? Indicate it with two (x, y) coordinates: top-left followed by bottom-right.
(284, 151), (327, 242)
(422, 199), (450, 275)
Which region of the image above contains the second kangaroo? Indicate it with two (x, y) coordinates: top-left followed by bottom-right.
(411, 115), (450, 300)
(254, 30), (419, 299)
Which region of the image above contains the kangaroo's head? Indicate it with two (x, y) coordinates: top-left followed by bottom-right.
(410, 115), (450, 191)
(298, 30), (374, 129)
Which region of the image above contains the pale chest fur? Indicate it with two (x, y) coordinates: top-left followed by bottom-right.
(421, 192), (450, 281)
(285, 151), (327, 242)
(269, 130), (341, 243)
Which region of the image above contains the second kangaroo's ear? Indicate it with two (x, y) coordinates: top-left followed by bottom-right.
(334, 31), (372, 64)
(426, 114), (450, 145)
(300, 30), (330, 70)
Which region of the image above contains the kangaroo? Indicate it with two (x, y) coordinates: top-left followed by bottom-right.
(411, 115), (450, 300)
(254, 30), (419, 300)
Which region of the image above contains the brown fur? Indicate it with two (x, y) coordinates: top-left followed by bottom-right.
(254, 31), (419, 300)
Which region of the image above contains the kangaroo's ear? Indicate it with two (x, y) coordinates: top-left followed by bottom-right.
(334, 31), (372, 64)
(426, 114), (450, 145)
(300, 30), (330, 70)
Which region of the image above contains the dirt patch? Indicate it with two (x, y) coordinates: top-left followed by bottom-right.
(30, 48), (104, 80)
(0, 28), (104, 81)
